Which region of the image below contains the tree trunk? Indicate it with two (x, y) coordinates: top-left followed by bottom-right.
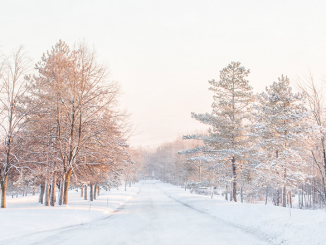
(94, 185), (97, 200)
(282, 167), (287, 207)
(84, 185), (87, 200)
(1, 175), (8, 208)
(277, 188), (281, 206)
(265, 186), (268, 205)
(283, 185), (287, 207)
(241, 186), (244, 203)
(299, 190), (301, 209)
(81, 187), (83, 198)
(231, 156), (237, 202)
(301, 185), (304, 209)
(98, 186), (100, 196)
(50, 171), (56, 206)
(58, 178), (64, 205)
(90, 184), (93, 201)
(63, 169), (72, 205)
(44, 180), (49, 206)
(322, 147), (326, 204)
(39, 184), (45, 204)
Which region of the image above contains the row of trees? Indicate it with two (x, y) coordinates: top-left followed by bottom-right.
(0, 41), (139, 208)
(140, 62), (326, 209)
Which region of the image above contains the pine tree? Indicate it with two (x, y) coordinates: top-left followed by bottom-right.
(184, 61), (253, 202)
(252, 75), (309, 207)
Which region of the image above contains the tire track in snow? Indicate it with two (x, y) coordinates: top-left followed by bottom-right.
(158, 187), (273, 245)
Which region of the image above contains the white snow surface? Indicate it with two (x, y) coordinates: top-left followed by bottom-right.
(159, 183), (326, 245)
(0, 180), (324, 245)
(0, 186), (139, 243)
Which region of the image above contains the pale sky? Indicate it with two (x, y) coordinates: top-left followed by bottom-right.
(1, 0), (326, 148)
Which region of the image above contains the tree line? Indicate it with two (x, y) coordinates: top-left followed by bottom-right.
(140, 62), (326, 209)
(0, 40), (140, 208)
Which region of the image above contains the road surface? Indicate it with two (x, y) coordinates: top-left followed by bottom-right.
(7, 181), (269, 245)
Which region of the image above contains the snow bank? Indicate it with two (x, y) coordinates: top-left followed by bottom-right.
(159, 183), (326, 245)
(0, 186), (139, 242)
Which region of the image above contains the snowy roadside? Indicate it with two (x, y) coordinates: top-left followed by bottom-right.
(0, 185), (139, 242)
(158, 182), (326, 245)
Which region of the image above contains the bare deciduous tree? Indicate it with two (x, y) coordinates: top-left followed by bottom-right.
(0, 47), (31, 208)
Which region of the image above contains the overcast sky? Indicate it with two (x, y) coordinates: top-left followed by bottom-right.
(1, 0), (326, 148)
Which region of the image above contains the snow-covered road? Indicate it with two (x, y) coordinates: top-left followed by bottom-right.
(7, 181), (268, 245)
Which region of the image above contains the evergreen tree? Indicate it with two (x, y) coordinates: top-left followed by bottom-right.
(252, 75), (309, 207)
(184, 61), (253, 202)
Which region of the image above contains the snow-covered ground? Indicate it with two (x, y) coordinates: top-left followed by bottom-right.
(0, 181), (324, 245)
(0, 186), (139, 243)
(159, 182), (326, 245)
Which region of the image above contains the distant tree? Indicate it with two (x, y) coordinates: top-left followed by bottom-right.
(296, 73), (326, 205)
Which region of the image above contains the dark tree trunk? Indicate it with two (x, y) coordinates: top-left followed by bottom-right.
(301, 185), (304, 209)
(58, 178), (64, 205)
(283, 185), (287, 207)
(50, 171), (56, 206)
(231, 156), (237, 202)
(63, 169), (72, 205)
(283, 168), (287, 207)
(84, 186), (87, 200)
(81, 187), (83, 198)
(265, 186), (268, 205)
(39, 184), (45, 204)
(298, 190), (301, 209)
(44, 180), (49, 206)
(1, 175), (8, 208)
(94, 185), (97, 200)
(98, 186), (100, 196)
(90, 184), (93, 201)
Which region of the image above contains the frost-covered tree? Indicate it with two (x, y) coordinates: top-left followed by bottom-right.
(0, 47), (31, 208)
(184, 61), (253, 202)
(252, 75), (309, 207)
(27, 40), (127, 205)
(296, 74), (326, 205)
